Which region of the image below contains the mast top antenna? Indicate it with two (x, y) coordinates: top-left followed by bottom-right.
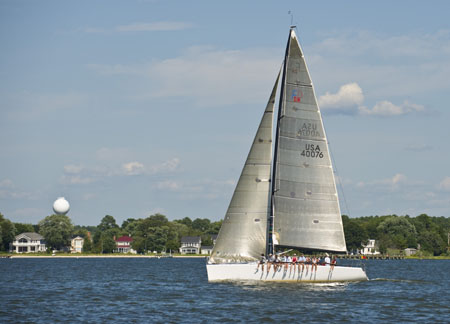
(288, 10), (295, 27)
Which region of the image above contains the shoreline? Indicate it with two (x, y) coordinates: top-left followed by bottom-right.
(1, 255), (207, 259)
(1, 254), (449, 260)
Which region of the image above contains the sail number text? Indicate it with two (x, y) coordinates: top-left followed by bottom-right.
(301, 144), (324, 158)
(298, 123), (320, 137)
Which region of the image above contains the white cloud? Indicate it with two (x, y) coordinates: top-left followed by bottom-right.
(148, 47), (279, 106)
(7, 91), (86, 120)
(357, 173), (408, 190)
(122, 161), (145, 175)
(404, 144), (433, 152)
(89, 46), (280, 107)
(64, 165), (83, 174)
(60, 157), (181, 185)
(319, 82), (425, 117)
(438, 177), (450, 191)
(156, 180), (182, 191)
(151, 158), (180, 173)
(82, 21), (192, 34)
(116, 21), (193, 32)
(0, 179), (13, 188)
(308, 30), (450, 106)
(359, 100), (425, 116)
(318, 83), (363, 114)
(60, 175), (95, 185)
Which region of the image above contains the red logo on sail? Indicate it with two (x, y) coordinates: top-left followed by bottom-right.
(292, 89), (303, 102)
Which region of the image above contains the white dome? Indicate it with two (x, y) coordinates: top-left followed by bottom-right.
(53, 197), (70, 215)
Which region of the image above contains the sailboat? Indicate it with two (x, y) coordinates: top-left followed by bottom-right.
(206, 27), (368, 282)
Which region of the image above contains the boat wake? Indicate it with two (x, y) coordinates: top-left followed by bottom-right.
(369, 278), (431, 284)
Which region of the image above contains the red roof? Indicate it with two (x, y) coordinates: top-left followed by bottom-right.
(115, 235), (133, 242)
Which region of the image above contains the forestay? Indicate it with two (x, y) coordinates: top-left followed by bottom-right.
(272, 30), (346, 252)
(209, 73), (280, 263)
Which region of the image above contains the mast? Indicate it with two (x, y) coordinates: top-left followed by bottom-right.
(266, 27), (294, 256)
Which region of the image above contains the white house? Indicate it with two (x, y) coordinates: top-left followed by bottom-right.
(361, 239), (380, 255)
(200, 234), (218, 255)
(180, 236), (201, 254)
(12, 232), (46, 253)
(70, 236), (84, 253)
(404, 248), (418, 256)
(200, 246), (213, 255)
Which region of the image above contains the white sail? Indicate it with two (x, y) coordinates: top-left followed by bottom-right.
(272, 29), (346, 252)
(209, 72), (280, 263)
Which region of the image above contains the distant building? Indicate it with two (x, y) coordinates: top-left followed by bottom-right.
(70, 236), (84, 253)
(180, 236), (201, 254)
(360, 239), (380, 255)
(200, 234), (218, 255)
(115, 235), (136, 253)
(200, 246), (213, 255)
(12, 232), (46, 253)
(404, 248), (418, 256)
(210, 234), (218, 245)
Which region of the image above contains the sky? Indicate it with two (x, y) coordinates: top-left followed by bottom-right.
(1, 0), (450, 226)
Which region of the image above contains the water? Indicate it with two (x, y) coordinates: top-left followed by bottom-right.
(0, 258), (449, 323)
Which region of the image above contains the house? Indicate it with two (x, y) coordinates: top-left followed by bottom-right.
(200, 234), (218, 255)
(360, 239), (380, 255)
(115, 235), (136, 253)
(404, 248), (418, 256)
(70, 236), (84, 253)
(180, 236), (201, 254)
(11, 232), (46, 253)
(200, 246), (213, 255)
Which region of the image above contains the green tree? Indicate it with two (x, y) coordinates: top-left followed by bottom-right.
(98, 215), (119, 232)
(192, 218), (211, 232)
(175, 217), (193, 228)
(0, 213), (16, 251)
(102, 234), (117, 253)
(13, 223), (35, 234)
(121, 218), (136, 229)
(342, 215), (368, 251)
(38, 214), (74, 250)
(82, 236), (93, 252)
(207, 220), (222, 234)
(147, 226), (169, 252)
(377, 216), (417, 250)
(146, 214), (169, 227)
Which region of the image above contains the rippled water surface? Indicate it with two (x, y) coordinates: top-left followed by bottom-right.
(1, 258), (449, 323)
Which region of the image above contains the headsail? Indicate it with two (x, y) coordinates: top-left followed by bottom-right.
(272, 29), (346, 252)
(209, 72), (280, 263)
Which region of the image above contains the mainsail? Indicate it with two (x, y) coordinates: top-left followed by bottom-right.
(272, 29), (346, 252)
(209, 72), (280, 263)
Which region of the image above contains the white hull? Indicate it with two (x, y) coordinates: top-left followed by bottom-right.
(207, 263), (367, 283)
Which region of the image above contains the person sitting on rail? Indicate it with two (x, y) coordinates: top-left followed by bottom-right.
(291, 254), (297, 272)
(311, 256), (318, 272)
(274, 254), (281, 272)
(302, 255), (309, 272)
(331, 256), (337, 270)
(324, 253), (331, 266)
(256, 253), (266, 272)
(285, 254), (292, 271)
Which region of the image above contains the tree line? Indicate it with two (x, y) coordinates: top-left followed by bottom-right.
(1, 212), (449, 255)
(342, 214), (450, 256)
(0, 212), (221, 254)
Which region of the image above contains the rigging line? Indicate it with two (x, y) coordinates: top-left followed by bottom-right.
(328, 142), (352, 218)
